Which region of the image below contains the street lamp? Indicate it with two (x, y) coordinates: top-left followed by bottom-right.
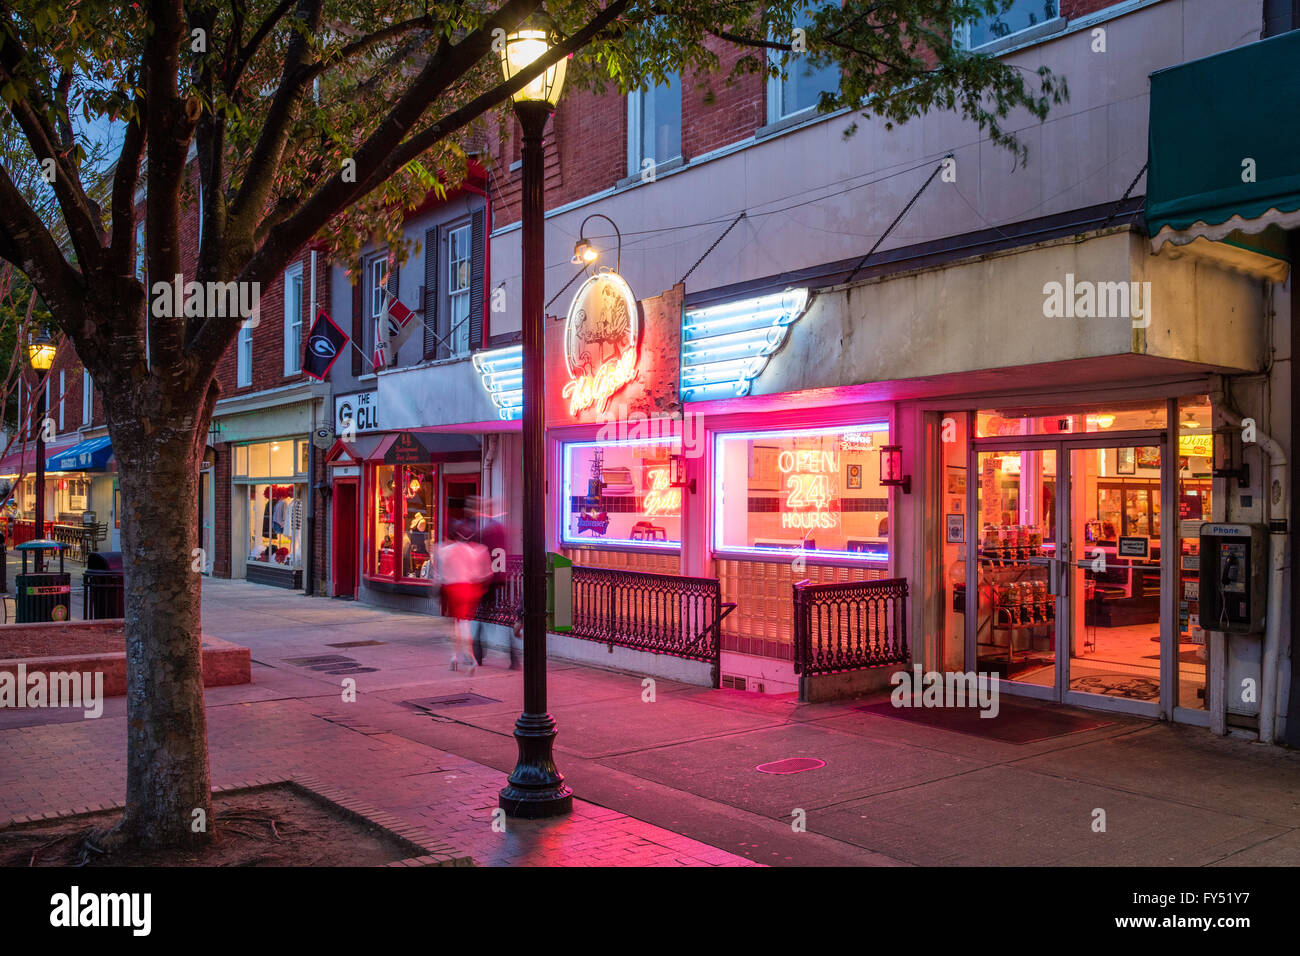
(28, 329), (55, 569)
(496, 9), (573, 819)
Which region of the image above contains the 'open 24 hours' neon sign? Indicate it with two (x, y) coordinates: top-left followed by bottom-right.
(561, 272), (640, 417)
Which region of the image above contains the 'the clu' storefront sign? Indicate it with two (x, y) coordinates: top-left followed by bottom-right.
(560, 272), (641, 418)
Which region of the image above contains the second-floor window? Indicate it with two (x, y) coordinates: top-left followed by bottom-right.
(368, 253), (388, 364)
(58, 370), (65, 430)
(960, 0), (1058, 49)
(628, 73), (682, 176)
(447, 223), (472, 356)
(769, 3), (840, 123)
(82, 371), (92, 424)
(284, 263), (304, 376)
(237, 321), (253, 387)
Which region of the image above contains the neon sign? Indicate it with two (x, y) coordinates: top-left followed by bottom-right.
(642, 466), (681, 517)
(779, 449), (839, 531)
(562, 272), (640, 418)
(562, 346), (638, 416)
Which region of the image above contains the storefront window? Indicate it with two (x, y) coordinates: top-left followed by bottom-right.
(247, 483), (304, 568)
(369, 462), (437, 581)
(561, 437), (682, 547)
(976, 401), (1166, 438)
(234, 438), (309, 571)
(713, 423), (890, 560)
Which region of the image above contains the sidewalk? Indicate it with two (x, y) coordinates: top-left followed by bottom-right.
(2, 576), (1299, 866)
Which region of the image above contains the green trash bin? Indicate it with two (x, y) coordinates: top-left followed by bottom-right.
(15, 539), (71, 623)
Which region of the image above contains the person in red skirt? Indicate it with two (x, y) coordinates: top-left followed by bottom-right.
(439, 529), (491, 675)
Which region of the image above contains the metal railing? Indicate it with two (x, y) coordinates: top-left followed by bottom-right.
(792, 577), (909, 676)
(475, 554), (524, 625)
(475, 557), (734, 686)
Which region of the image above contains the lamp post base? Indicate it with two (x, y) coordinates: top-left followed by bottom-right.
(499, 712), (573, 818)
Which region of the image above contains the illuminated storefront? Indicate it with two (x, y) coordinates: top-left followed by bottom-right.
(232, 437), (310, 588)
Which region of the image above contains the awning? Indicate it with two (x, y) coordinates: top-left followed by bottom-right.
(0, 438), (78, 478)
(47, 436), (114, 472)
(1146, 30), (1300, 274)
(363, 431), (480, 464)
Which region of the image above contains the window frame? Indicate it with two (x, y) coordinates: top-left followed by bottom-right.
(237, 320), (253, 387)
(955, 0), (1061, 51)
(58, 370), (65, 431)
(559, 435), (685, 552)
(445, 221), (473, 357)
(364, 460), (439, 585)
(711, 421), (892, 565)
(82, 371), (92, 425)
(765, 3), (842, 125)
(283, 261), (304, 376)
(626, 73), (683, 177)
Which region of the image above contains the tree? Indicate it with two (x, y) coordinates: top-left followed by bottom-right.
(0, 0), (1064, 851)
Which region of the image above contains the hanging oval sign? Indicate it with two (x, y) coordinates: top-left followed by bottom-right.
(562, 271), (640, 417)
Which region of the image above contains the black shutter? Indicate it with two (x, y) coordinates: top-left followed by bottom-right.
(423, 227), (439, 360)
(351, 274), (363, 376)
(468, 208), (486, 351)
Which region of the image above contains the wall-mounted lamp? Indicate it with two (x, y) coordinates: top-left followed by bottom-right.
(879, 444), (911, 494)
(572, 213), (621, 273)
(1213, 425), (1250, 488)
(668, 453), (696, 493)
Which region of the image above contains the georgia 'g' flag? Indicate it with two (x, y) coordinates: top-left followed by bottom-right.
(303, 309), (349, 380)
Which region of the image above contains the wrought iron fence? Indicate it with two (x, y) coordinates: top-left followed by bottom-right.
(792, 577), (909, 676)
(475, 557), (734, 686)
(475, 554), (524, 626)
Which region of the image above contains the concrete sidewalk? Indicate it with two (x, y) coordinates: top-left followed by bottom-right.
(2, 576), (1298, 866)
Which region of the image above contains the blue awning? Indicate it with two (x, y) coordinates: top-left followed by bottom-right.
(47, 436), (113, 472)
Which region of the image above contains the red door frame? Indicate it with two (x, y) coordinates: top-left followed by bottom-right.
(333, 478), (359, 598)
(442, 472), (480, 541)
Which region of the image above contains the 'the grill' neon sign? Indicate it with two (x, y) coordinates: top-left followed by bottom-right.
(561, 272), (640, 418)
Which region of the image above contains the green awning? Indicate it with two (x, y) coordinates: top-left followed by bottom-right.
(1146, 29), (1300, 262)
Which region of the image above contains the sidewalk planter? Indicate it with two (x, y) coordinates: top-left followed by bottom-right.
(0, 620), (251, 697)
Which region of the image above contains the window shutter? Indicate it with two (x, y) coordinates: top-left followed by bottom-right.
(351, 274), (363, 376)
(469, 208), (486, 351)
(423, 227), (439, 360)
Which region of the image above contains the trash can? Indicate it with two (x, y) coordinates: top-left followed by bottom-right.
(83, 551), (125, 620)
(15, 540), (71, 623)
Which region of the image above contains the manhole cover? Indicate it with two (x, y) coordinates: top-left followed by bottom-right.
(327, 640), (386, 648)
(404, 693), (500, 712)
(756, 757), (826, 775)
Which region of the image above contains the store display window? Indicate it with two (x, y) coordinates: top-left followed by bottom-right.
(560, 437), (682, 547)
(368, 462), (437, 582)
(234, 438), (309, 572)
(247, 483), (305, 569)
(713, 423), (890, 560)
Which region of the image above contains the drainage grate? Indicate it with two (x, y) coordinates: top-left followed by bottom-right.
(404, 693), (501, 712)
(284, 654), (378, 675)
(327, 640), (386, 648)
(756, 757), (826, 775)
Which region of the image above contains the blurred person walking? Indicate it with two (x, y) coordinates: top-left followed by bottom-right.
(470, 497), (516, 668)
(439, 523), (491, 676)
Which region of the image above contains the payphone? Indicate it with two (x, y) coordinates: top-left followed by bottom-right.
(1198, 524), (1267, 634)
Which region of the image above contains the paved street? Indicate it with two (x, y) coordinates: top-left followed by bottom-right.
(2, 577), (1299, 866)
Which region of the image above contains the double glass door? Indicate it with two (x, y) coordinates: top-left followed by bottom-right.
(966, 436), (1170, 715)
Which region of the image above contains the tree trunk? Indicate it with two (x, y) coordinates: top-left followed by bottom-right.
(100, 384), (214, 850)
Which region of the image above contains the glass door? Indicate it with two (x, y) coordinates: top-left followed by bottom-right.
(1061, 444), (1165, 714)
(970, 446), (1060, 698)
